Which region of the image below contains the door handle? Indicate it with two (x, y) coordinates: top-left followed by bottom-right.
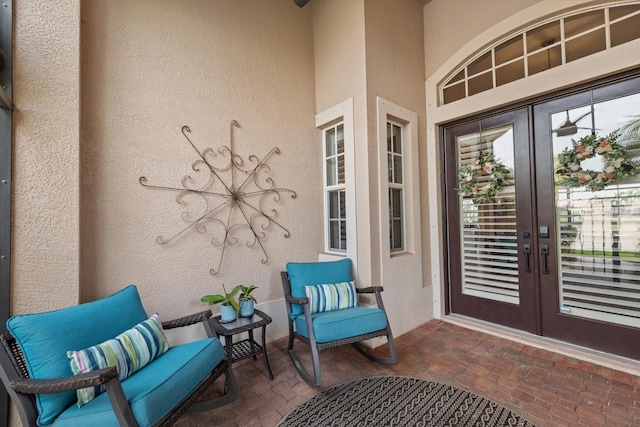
(540, 245), (549, 274)
(523, 244), (531, 273)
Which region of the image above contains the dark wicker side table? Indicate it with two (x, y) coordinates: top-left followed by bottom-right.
(206, 309), (274, 380)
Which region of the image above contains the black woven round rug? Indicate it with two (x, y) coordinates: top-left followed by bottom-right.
(278, 376), (535, 427)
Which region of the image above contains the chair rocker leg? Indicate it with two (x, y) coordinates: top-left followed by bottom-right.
(288, 342), (322, 387)
(189, 360), (238, 412)
(352, 329), (398, 366)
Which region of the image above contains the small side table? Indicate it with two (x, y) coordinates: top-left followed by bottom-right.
(206, 309), (274, 380)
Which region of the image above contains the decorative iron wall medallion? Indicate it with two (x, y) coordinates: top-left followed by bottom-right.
(140, 120), (296, 275)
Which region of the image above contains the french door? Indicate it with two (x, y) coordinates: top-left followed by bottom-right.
(445, 74), (640, 359)
(445, 108), (539, 333)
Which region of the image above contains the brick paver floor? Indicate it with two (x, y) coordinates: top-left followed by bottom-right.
(176, 319), (640, 427)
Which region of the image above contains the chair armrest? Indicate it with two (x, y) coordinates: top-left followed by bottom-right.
(162, 310), (212, 329)
(356, 286), (384, 294)
(285, 293), (309, 305)
(11, 366), (119, 395)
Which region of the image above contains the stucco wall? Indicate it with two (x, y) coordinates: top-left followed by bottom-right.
(313, 0), (367, 115)
(12, 1), (81, 312)
(363, 0), (431, 333)
(79, 0), (317, 320)
(312, 0), (432, 337)
(312, 0), (374, 282)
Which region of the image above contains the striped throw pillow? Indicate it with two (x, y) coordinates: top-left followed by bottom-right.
(67, 313), (170, 407)
(304, 281), (357, 313)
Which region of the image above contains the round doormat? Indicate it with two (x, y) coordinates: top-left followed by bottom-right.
(278, 376), (535, 426)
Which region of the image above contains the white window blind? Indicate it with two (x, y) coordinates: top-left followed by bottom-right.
(557, 185), (640, 328)
(458, 126), (519, 304)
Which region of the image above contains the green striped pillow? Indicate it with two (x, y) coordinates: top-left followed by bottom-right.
(67, 313), (170, 407)
(304, 281), (357, 313)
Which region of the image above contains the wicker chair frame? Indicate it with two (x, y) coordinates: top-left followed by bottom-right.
(0, 310), (238, 427)
(280, 271), (398, 387)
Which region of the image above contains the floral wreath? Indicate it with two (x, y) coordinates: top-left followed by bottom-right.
(555, 131), (638, 192)
(457, 152), (511, 203)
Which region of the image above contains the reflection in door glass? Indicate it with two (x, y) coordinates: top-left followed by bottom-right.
(458, 125), (519, 304)
(553, 93), (640, 328)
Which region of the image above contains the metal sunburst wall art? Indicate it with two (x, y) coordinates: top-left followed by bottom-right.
(139, 120), (296, 275)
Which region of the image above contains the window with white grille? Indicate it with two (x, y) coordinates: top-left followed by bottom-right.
(387, 121), (405, 252)
(324, 123), (347, 253)
(441, 3), (640, 105)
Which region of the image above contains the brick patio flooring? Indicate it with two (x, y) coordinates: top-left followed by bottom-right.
(176, 319), (640, 427)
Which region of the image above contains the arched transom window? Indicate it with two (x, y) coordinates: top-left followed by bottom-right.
(440, 2), (640, 105)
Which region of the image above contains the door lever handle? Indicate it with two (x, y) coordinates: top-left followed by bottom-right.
(540, 245), (549, 274)
(523, 244), (531, 273)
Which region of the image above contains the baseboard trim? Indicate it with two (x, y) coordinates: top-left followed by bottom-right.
(444, 314), (640, 376)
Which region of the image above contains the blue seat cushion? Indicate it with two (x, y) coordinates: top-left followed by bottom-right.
(294, 306), (388, 343)
(286, 258), (352, 318)
(6, 285), (148, 426)
(51, 338), (224, 427)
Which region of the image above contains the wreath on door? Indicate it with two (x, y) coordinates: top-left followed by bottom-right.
(555, 132), (638, 192)
(457, 152), (511, 203)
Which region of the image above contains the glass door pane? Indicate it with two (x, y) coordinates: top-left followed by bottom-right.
(458, 125), (519, 304)
(552, 94), (640, 328)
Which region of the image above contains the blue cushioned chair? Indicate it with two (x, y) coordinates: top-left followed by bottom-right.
(0, 285), (238, 426)
(281, 259), (397, 386)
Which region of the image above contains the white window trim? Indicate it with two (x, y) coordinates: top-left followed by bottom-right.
(376, 97), (420, 259)
(316, 99), (357, 262)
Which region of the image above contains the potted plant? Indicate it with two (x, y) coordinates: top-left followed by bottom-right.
(201, 284), (241, 323)
(238, 285), (258, 318)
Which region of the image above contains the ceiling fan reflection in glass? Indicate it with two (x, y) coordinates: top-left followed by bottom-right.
(553, 110), (593, 137)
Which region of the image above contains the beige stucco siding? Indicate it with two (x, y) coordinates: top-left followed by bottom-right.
(363, 0), (431, 333)
(12, 0), (81, 314)
(79, 0), (318, 319)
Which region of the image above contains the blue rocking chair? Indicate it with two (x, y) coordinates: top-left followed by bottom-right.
(280, 258), (398, 386)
